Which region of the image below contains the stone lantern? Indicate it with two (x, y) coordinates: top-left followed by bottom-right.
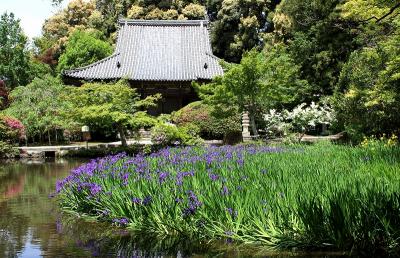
(81, 126), (91, 149)
(242, 111), (251, 142)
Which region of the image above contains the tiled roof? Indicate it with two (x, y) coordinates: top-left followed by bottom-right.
(63, 19), (224, 81)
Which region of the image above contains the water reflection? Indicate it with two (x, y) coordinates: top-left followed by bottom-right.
(0, 159), (91, 257)
(0, 159), (349, 257)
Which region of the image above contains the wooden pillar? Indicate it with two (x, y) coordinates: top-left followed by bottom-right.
(179, 83), (183, 108)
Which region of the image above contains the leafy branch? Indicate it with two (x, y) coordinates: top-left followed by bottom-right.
(362, 2), (400, 23)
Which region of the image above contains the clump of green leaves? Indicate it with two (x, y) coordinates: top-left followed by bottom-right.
(150, 122), (203, 147)
(0, 140), (18, 159)
(171, 101), (241, 140)
(333, 33), (400, 142)
(57, 30), (113, 73)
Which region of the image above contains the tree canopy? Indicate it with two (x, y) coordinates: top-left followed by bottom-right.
(57, 30), (113, 72)
(64, 80), (161, 146)
(0, 13), (30, 89)
(198, 47), (308, 135)
(3, 75), (70, 142)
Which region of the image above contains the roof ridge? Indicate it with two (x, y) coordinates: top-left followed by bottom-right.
(119, 19), (209, 27)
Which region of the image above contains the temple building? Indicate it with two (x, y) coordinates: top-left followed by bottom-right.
(63, 19), (223, 114)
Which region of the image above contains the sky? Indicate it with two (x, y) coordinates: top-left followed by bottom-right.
(1, 0), (69, 39)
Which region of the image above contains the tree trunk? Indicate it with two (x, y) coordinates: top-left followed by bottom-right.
(48, 130), (51, 145)
(249, 112), (258, 138)
(298, 130), (306, 143)
(117, 124), (128, 147)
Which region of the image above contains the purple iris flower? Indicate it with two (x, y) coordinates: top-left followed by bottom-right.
(208, 173), (219, 181)
(89, 183), (102, 196)
(142, 196), (152, 205)
(158, 172), (169, 183)
(221, 185), (229, 196)
(132, 197), (142, 204)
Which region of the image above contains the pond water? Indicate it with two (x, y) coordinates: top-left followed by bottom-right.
(0, 159), (350, 257)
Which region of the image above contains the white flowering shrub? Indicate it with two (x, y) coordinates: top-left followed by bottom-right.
(263, 102), (336, 141)
(286, 102), (335, 132)
(263, 109), (291, 138)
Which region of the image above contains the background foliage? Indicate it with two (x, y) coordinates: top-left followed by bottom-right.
(0, 0), (399, 144)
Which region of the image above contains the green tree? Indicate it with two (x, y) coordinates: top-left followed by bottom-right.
(0, 12), (30, 89)
(261, 44), (310, 109)
(94, 0), (134, 37)
(331, 0), (400, 142)
(65, 80), (160, 147)
(4, 75), (69, 143)
(198, 48), (307, 136)
(37, 0), (104, 61)
(57, 30), (113, 72)
(272, 0), (357, 98)
(210, 0), (277, 62)
(42, 0), (100, 44)
(198, 50), (262, 136)
(28, 57), (53, 80)
(334, 34), (400, 142)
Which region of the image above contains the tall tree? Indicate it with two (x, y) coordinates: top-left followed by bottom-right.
(333, 0), (400, 141)
(0, 12), (30, 89)
(210, 0), (278, 62)
(198, 47), (308, 135)
(37, 0), (103, 59)
(261, 44), (310, 109)
(57, 30), (113, 72)
(272, 0), (357, 98)
(198, 50), (263, 135)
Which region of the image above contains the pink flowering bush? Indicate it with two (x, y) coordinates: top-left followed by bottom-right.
(0, 115), (26, 143)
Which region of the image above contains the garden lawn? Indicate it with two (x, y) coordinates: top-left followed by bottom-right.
(56, 142), (400, 254)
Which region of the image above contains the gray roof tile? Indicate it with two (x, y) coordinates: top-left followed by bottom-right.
(63, 19), (223, 81)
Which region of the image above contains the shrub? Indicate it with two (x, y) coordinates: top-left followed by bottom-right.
(286, 102), (335, 136)
(0, 140), (19, 159)
(263, 102), (336, 141)
(0, 115), (25, 143)
(263, 109), (291, 138)
(150, 122), (203, 147)
(172, 101), (241, 140)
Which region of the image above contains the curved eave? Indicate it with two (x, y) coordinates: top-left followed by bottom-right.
(62, 53), (122, 80)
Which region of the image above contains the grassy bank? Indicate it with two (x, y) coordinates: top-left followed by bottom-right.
(56, 142), (400, 255)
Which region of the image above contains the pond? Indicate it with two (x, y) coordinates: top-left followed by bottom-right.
(0, 159), (350, 257)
